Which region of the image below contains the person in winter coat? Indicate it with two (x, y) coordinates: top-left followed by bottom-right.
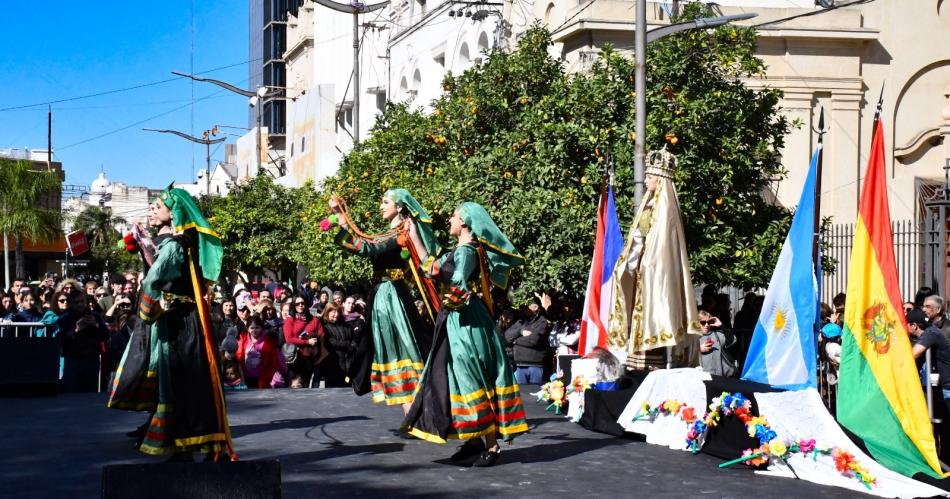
(321, 303), (356, 387)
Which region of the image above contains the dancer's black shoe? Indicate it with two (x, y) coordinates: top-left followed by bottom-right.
(125, 423), (148, 439)
(450, 438), (486, 462)
(472, 449), (500, 467)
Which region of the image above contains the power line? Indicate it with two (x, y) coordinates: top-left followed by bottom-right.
(550, 0), (597, 37)
(0, 58), (262, 113)
(752, 0), (875, 28)
(57, 81), (243, 151)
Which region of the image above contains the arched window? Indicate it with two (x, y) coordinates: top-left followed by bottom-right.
(477, 32), (490, 54)
(413, 68), (422, 90)
(544, 2), (555, 25)
(458, 42), (470, 70)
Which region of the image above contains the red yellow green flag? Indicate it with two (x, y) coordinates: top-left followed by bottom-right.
(838, 115), (945, 478)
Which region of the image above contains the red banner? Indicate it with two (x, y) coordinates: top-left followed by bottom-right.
(65, 230), (89, 257)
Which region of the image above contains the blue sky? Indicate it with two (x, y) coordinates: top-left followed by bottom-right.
(0, 2), (250, 189)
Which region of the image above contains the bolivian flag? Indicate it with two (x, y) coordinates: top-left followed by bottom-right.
(838, 113), (945, 478)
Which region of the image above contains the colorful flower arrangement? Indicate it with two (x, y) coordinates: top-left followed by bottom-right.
(319, 214), (338, 232)
(571, 375), (591, 394)
(632, 399), (698, 425)
(534, 377), (567, 414)
(687, 391), (876, 489)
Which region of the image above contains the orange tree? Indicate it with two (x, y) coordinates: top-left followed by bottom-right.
(302, 7), (796, 299)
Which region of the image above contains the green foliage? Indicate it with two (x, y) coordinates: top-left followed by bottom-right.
(301, 11), (795, 299)
(206, 175), (321, 280)
(0, 158), (63, 277)
(71, 206), (139, 276)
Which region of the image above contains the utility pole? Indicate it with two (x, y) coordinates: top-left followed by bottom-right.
(633, 9), (757, 205)
(311, 0), (388, 144)
(47, 106), (52, 171)
(634, 0), (646, 206)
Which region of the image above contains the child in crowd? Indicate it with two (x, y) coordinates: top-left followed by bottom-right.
(698, 309), (737, 377)
(237, 316), (287, 389)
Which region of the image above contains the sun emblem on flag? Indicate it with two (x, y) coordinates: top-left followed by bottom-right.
(862, 302), (893, 354)
(771, 308), (791, 338)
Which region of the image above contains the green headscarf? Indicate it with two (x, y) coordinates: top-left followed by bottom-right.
(384, 188), (440, 257)
(158, 187), (223, 282)
(457, 202), (524, 289)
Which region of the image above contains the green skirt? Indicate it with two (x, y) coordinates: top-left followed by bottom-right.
(108, 302), (229, 456)
(402, 298), (528, 443)
(350, 279), (432, 405)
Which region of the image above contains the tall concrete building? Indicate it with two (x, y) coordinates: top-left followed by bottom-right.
(248, 0), (307, 176)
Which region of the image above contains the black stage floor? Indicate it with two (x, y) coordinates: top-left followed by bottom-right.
(1, 387), (860, 498)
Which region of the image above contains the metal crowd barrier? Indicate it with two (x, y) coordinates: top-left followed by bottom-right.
(0, 322), (62, 395)
(817, 358), (838, 415)
(0, 321), (47, 338)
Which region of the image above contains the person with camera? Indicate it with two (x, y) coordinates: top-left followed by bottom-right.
(103, 292), (133, 320)
(102, 293), (136, 390)
(283, 296), (325, 388)
(698, 309), (737, 377)
(59, 288), (109, 392)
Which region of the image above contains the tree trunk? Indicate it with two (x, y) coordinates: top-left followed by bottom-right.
(14, 234), (25, 279)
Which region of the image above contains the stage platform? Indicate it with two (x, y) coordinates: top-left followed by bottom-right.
(1, 387), (861, 498)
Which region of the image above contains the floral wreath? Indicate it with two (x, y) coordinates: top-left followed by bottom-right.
(671, 391), (877, 489)
(633, 399), (698, 425)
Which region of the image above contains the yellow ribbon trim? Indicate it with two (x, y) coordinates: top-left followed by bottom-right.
(176, 222), (221, 239)
(372, 359), (425, 372)
(372, 393), (414, 405)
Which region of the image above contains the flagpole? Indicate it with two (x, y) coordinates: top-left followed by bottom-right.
(859, 85), (885, 211)
(812, 107), (826, 268)
(812, 108), (827, 386)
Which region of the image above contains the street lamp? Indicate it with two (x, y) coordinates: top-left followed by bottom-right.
(311, 0), (389, 143)
(632, 7), (757, 205)
(171, 71), (280, 175)
(143, 127), (226, 196)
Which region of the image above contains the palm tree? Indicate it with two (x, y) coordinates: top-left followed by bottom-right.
(72, 206), (127, 247)
(0, 158), (63, 279)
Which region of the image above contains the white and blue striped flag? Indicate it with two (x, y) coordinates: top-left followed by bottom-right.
(741, 145), (820, 389)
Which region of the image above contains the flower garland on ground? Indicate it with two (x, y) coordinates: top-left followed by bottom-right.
(632, 400), (698, 425)
(685, 391), (876, 489)
(533, 376), (567, 414)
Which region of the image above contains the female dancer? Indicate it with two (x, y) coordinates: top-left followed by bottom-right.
(108, 188), (233, 460)
(330, 188), (439, 413)
(402, 202), (528, 467)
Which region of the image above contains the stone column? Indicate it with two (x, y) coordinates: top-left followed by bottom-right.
(777, 90), (815, 208)
(826, 88), (863, 224)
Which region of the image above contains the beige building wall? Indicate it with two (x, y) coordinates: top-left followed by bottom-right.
(547, 0), (950, 225)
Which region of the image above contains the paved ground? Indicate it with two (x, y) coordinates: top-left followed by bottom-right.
(1, 387), (863, 498)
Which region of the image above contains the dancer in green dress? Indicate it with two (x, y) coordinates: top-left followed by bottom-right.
(330, 189), (439, 414)
(402, 202), (528, 467)
(108, 187), (233, 459)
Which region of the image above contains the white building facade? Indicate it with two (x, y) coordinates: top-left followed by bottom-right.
(275, 0), (950, 231)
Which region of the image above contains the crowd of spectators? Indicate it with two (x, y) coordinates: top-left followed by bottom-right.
(10, 268), (950, 403)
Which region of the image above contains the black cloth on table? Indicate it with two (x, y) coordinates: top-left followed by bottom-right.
(699, 375), (783, 461)
(577, 371), (648, 437)
(577, 371), (784, 458)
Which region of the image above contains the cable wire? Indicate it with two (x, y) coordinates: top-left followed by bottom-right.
(0, 58), (262, 113)
(752, 0), (875, 28)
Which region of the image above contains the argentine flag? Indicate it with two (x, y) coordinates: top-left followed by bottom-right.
(741, 146), (820, 389)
